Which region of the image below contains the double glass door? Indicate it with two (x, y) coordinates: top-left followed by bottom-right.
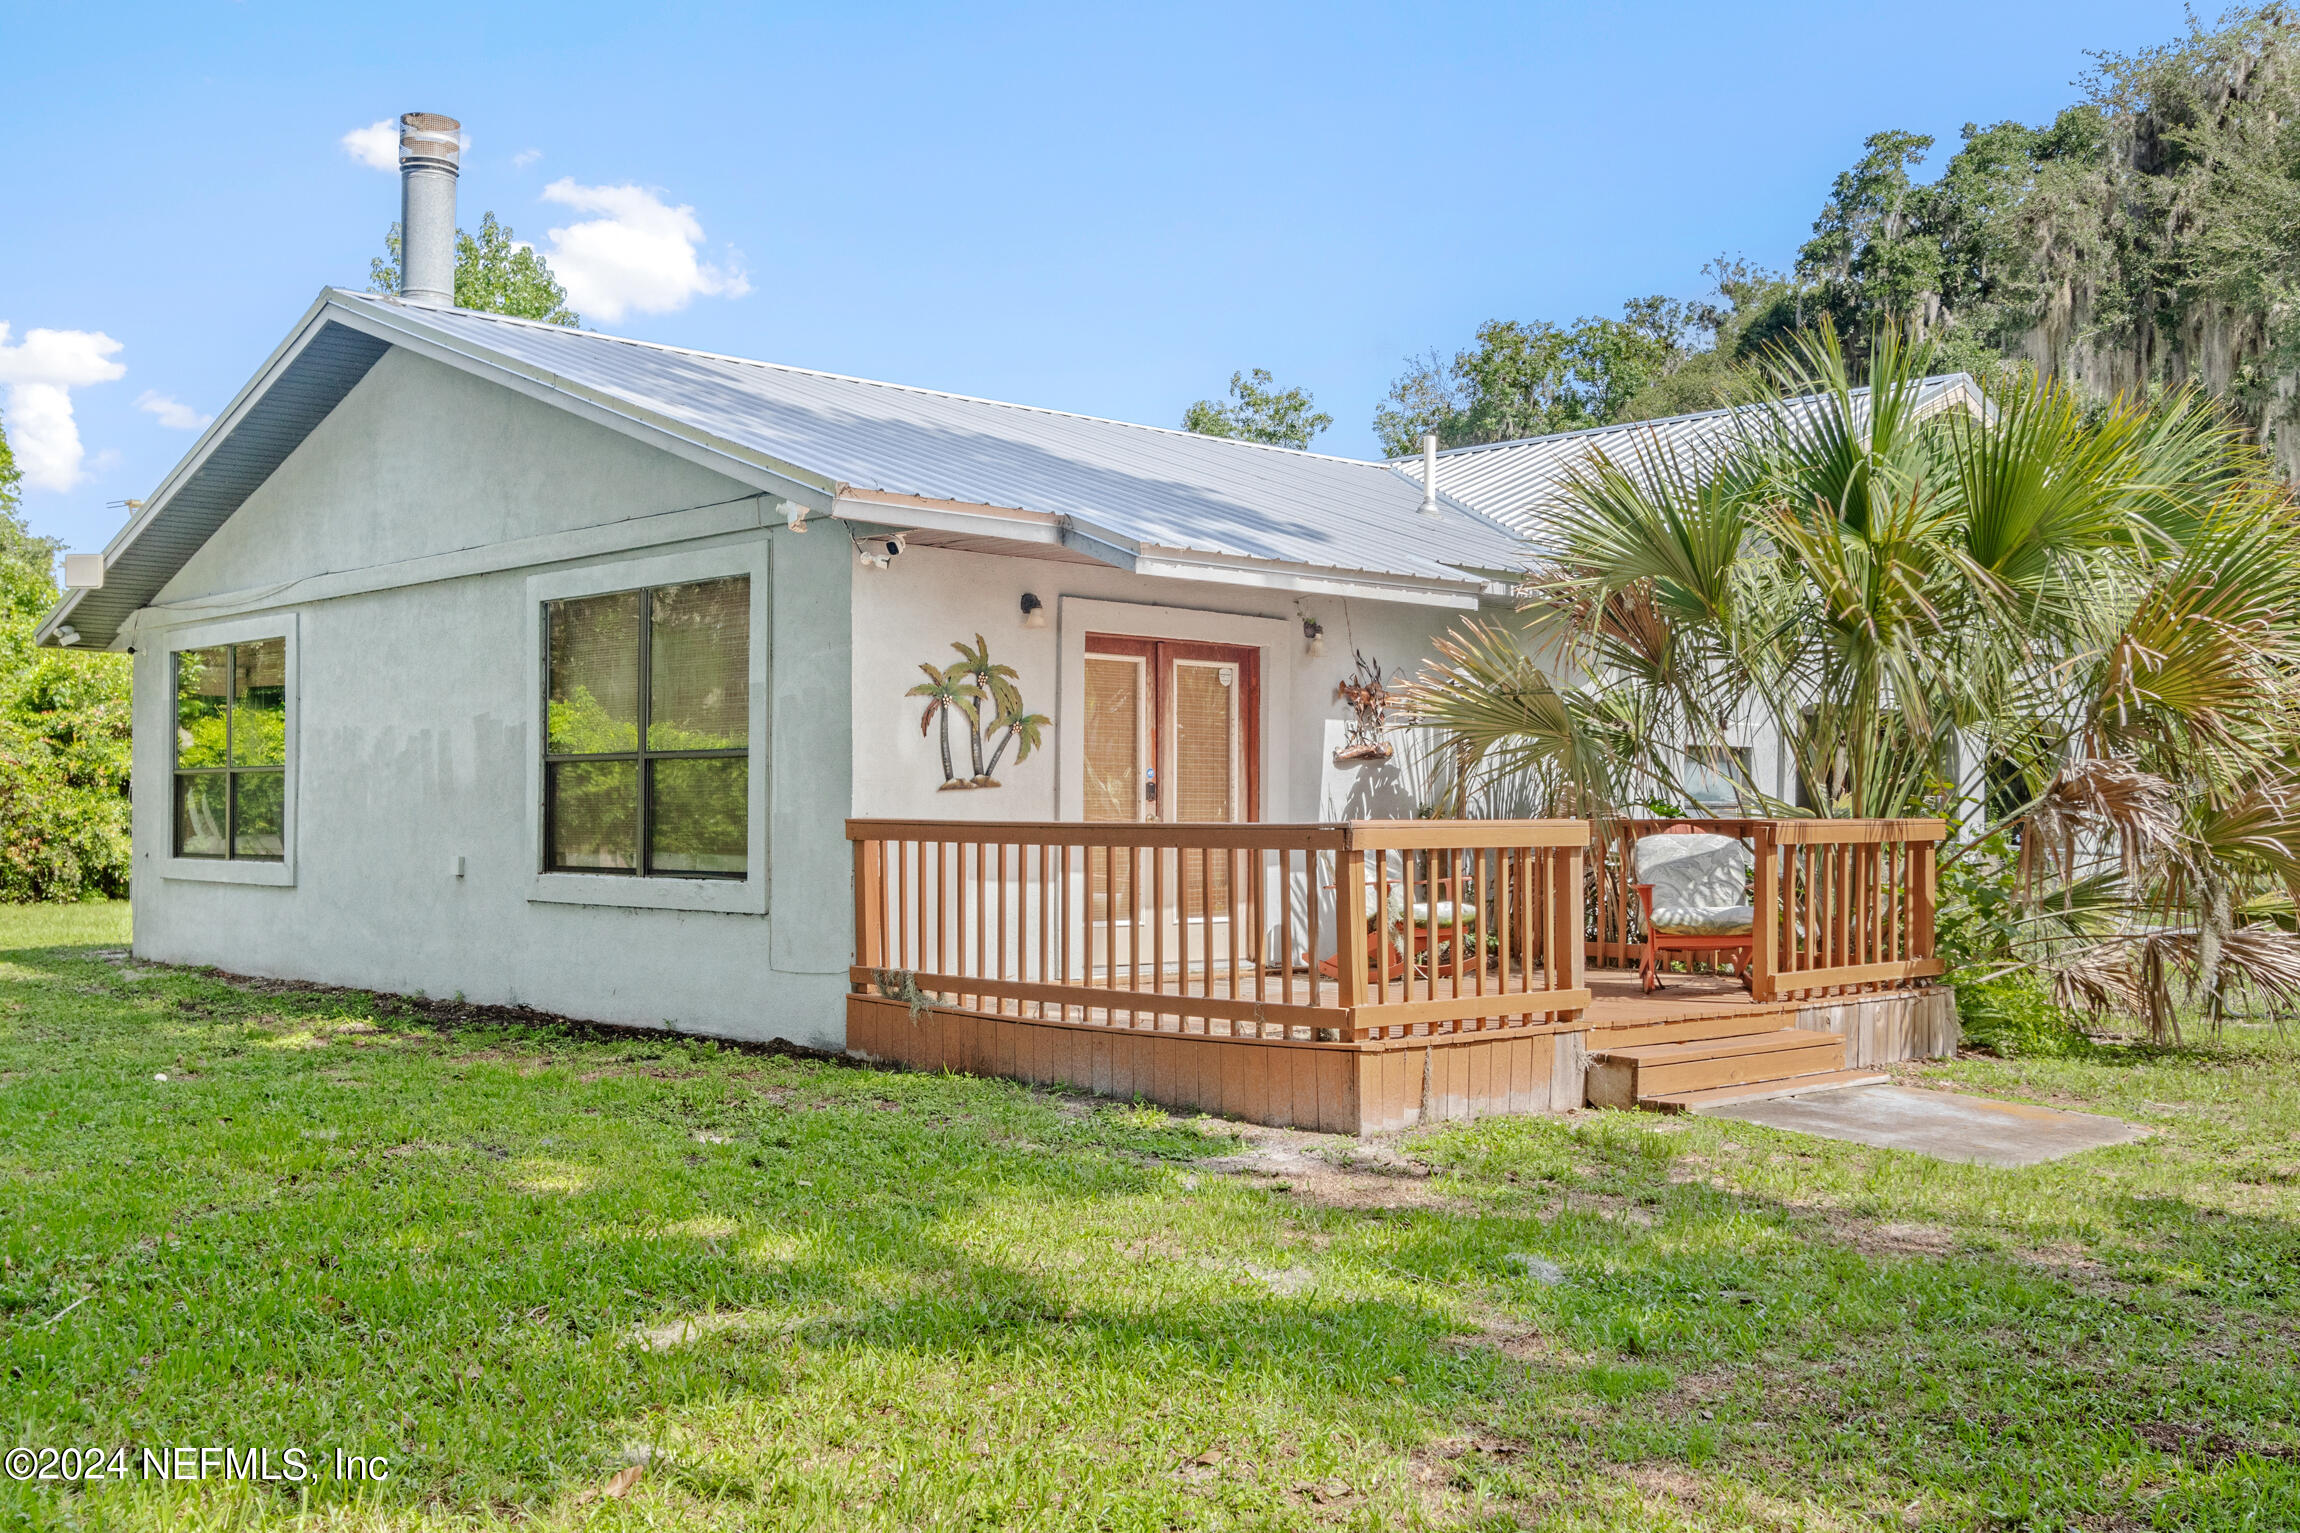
(1080, 635), (1260, 973)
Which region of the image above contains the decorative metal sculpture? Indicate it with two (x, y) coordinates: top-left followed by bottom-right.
(1333, 650), (1394, 763)
(908, 634), (1050, 789)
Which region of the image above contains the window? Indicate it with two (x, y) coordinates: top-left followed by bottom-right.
(1684, 744), (1753, 809)
(173, 639), (287, 861)
(543, 576), (749, 878)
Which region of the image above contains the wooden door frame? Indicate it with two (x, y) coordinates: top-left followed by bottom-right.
(1083, 634), (1262, 823)
(1054, 598), (1295, 824)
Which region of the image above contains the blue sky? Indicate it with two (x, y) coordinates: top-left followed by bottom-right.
(3, 0), (2192, 556)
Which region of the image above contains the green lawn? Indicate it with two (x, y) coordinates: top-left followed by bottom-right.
(1, 903), (2294, 1530)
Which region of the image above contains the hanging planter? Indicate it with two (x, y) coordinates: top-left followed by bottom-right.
(1333, 650), (1394, 763)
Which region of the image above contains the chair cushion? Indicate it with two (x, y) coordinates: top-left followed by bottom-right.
(1385, 897), (1478, 929)
(1630, 832), (1754, 914)
(1649, 903), (1755, 937)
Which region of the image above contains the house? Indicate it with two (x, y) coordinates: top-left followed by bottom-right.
(42, 115), (1955, 1130)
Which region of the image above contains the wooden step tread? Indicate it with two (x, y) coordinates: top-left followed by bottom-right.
(1594, 1029), (1834, 1066)
(1643, 1069), (1889, 1114)
(1586, 1009), (1804, 1050)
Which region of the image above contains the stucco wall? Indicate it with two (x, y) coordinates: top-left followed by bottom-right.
(129, 347), (854, 1046)
(848, 542), (1498, 826)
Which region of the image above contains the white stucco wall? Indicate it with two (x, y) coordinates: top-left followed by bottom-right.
(847, 542), (1501, 827)
(128, 348), (855, 1046)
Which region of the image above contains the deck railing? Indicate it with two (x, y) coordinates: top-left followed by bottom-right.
(847, 819), (1590, 1044)
(1588, 817), (1945, 1002)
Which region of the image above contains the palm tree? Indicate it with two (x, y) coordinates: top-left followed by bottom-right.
(944, 634), (1026, 785)
(906, 662), (980, 789)
(980, 707), (1050, 783)
(1409, 321), (2300, 1038)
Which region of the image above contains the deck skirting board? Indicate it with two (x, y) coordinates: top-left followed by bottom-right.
(845, 995), (1581, 1135)
(1790, 987), (1961, 1066)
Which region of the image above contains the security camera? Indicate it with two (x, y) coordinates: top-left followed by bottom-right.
(853, 531), (907, 569)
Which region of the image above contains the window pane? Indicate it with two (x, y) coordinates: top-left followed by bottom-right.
(648, 577), (749, 750)
(547, 592), (640, 755)
(650, 758), (747, 875)
(547, 760), (638, 871)
(176, 648), (230, 769)
(232, 771), (286, 859)
(1082, 656), (1141, 823)
(1171, 662), (1238, 823)
(230, 639), (288, 766)
(175, 774), (228, 858)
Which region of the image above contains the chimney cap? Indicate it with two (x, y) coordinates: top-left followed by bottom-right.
(398, 112), (463, 174)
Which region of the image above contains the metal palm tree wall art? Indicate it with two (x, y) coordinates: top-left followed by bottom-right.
(908, 634), (1051, 789)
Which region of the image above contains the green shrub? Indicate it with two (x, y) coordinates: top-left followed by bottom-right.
(1953, 973), (2087, 1058)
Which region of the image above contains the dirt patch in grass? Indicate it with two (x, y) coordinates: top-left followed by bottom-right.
(2136, 1421), (2300, 1465)
(1195, 1125), (1474, 1211)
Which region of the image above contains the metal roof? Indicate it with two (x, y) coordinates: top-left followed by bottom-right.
(43, 289), (1534, 649)
(1390, 374), (1989, 543)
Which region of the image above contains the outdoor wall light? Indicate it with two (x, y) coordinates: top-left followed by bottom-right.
(1019, 592), (1048, 629)
(1302, 617), (1327, 657)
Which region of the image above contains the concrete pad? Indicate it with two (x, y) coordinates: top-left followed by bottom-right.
(1702, 1084), (2147, 1167)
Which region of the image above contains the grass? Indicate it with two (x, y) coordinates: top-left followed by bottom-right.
(0, 902), (2294, 1530)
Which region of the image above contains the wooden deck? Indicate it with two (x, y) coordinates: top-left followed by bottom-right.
(844, 815), (1951, 1134)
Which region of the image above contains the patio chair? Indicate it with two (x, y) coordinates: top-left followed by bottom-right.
(1317, 852), (1480, 983)
(1629, 831), (1756, 994)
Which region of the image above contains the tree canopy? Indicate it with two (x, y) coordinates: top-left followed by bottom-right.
(0, 407), (131, 902)
(1377, 8), (2300, 470)
(368, 212), (580, 326)
(1182, 369), (1333, 449)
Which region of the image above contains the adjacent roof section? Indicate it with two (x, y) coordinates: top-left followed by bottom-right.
(1391, 374), (1990, 543)
(42, 289), (1534, 648)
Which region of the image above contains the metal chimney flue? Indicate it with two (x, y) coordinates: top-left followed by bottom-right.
(397, 113), (461, 305)
(1418, 432), (1441, 516)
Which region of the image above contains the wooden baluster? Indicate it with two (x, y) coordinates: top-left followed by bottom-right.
(1912, 836), (1937, 963)
(1750, 824), (1779, 1002)
(1474, 846), (1490, 1002)
(1151, 841), (1165, 1029)
(1336, 842), (1367, 1036)
(1374, 848), (1393, 1005)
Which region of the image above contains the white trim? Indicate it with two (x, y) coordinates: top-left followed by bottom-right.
(1056, 597), (1294, 822)
(524, 541), (772, 914)
(117, 501), (781, 635)
(156, 612), (299, 888)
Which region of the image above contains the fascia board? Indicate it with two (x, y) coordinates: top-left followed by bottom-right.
(35, 291), (359, 647)
(1128, 544), (1483, 609)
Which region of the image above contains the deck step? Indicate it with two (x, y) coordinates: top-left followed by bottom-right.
(1642, 1068), (1889, 1114)
(1585, 1026), (1852, 1109)
(1586, 1009), (1804, 1051)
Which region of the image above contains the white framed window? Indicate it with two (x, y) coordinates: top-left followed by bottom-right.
(526, 543), (770, 914)
(160, 614), (298, 887)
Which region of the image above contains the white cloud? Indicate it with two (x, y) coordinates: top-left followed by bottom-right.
(136, 390), (213, 432)
(538, 179), (750, 323)
(341, 119), (399, 172)
(513, 147), (543, 169)
(0, 323), (127, 491)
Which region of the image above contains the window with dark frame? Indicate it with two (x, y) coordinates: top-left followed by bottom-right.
(543, 576), (749, 878)
(173, 639), (288, 861)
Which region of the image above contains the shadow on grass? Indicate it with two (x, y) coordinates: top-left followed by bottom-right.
(3, 936), (2296, 1528)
